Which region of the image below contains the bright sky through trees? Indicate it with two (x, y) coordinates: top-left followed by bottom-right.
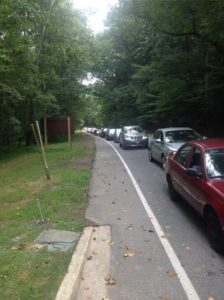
(72, 0), (118, 33)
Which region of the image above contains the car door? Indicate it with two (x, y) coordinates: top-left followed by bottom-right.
(151, 130), (163, 161)
(171, 144), (193, 197)
(180, 146), (207, 214)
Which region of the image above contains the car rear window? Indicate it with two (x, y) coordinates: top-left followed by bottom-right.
(165, 130), (201, 143)
(205, 149), (224, 179)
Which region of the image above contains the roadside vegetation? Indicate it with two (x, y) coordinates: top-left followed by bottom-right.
(0, 133), (95, 300)
(84, 0), (224, 137)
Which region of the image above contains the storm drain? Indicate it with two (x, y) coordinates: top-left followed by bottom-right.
(35, 229), (80, 252)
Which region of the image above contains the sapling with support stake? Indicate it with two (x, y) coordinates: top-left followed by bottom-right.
(31, 121), (51, 180)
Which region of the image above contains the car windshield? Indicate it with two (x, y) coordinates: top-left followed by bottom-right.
(124, 126), (143, 134)
(205, 149), (224, 179)
(164, 130), (201, 143)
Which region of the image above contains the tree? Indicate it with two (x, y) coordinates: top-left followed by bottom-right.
(0, 0), (94, 148)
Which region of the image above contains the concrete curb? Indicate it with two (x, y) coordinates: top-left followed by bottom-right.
(55, 227), (93, 300)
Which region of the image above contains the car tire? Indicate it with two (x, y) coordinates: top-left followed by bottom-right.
(161, 155), (166, 170)
(148, 148), (154, 162)
(205, 209), (224, 254)
(167, 176), (179, 202)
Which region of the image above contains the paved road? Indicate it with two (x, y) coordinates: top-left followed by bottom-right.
(86, 136), (224, 300)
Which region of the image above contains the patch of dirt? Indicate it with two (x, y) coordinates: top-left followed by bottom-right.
(71, 158), (92, 170)
(84, 218), (99, 227)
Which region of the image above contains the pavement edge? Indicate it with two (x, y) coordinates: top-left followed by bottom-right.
(55, 227), (93, 300)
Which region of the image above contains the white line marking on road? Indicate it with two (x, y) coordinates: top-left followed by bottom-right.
(107, 141), (201, 300)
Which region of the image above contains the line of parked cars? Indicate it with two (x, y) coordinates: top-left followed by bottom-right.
(83, 125), (148, 149)
(148, 127), (224, 254)
(84, 125), (224, 254)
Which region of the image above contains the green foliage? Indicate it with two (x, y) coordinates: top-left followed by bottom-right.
(0, 133), (95, 300)
(0, 0), (94, 148)
(90, 0), (224, 135)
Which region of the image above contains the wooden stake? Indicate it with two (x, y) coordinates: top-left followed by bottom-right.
(67, 116), (72, 151)
(35, 121), (50, 180)
(44, 117), (48, 148)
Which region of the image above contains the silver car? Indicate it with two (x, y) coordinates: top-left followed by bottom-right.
(113, 128), (121, 143)
(148, 127), (202, 169)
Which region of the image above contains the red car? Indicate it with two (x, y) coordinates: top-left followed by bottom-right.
(165, 139), (224, 254)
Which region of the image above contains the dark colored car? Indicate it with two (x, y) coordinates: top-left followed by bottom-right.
(100, 128), (108, 138)
(165, 139), (224, 253)
(106, 128), (115, 140)
(113, 128), (121, 143)
(119, 126), (148, 149)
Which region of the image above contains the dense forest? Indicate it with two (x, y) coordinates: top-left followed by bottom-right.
(0, 0), (93, 148)
(86, 0), (224, 137)
(1, 0), (224, 150)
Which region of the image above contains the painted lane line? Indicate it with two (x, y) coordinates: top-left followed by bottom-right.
(107, 141), (200, 300)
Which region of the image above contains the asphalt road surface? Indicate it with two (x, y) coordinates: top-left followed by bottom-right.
(86, 136), (224, 300)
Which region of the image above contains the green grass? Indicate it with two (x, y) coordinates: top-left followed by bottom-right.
(0, 133), (95, 300)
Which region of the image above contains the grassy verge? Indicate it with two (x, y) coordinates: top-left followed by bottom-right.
(0, 132), (95, 300)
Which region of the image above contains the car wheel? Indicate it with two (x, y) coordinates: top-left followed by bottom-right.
(148, 148), (154, 162)
(206, 209), (224, 254)
(161, 155), (166, 170)
(167, 176), (179, 202)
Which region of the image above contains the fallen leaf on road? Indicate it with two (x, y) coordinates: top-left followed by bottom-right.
(87, 256), (93, 260)
(105, 276), (116, 285)
(161, 296), (170, 300)
(126, 224), (133, 230)
(185, 246), (192, 251)
(166, 271), (177, 277)
(102, 297), (109, 300)
(148, 229), (154, 233)
(161, 235), (167, 239)
(208, 297), (215, 300)
(107, 240), (114, 245)
(93, 237), (96, 241)
(123, 252), (135, 257)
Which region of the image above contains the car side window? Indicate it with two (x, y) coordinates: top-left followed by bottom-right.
(174, 145), (192, 167)
(154, 130), (162, 140)
(153, 131), (160, 139)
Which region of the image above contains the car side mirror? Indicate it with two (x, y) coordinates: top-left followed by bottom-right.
(186, 168), (202, 178)
(155, 138), (162, 143)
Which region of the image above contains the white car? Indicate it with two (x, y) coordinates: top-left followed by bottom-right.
(148, 127), (203, 169)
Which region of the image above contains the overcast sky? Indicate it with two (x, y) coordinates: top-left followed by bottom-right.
(72, 0), (118, 33)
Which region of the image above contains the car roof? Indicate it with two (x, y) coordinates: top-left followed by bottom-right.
(157, 127), (193, 132)
(123, 125), (141, 129)
(189, 139), (224, 149)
